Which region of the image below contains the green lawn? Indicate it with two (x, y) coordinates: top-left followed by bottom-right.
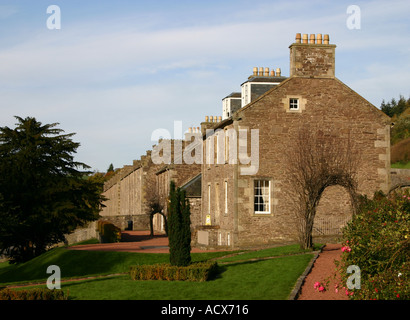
(0, 244), (316, 300)
(62, 254), (313, 300)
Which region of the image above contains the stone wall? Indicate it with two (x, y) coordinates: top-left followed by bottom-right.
(390, 168), (410, 192)
(64, 221), (97, 245)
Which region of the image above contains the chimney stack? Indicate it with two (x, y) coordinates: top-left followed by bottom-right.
(289, 33), (336, 78)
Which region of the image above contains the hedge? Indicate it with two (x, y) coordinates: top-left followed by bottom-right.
(0, 288), (67, 300)
(97, 220), (121, 243)
(129, 261), (218, 282)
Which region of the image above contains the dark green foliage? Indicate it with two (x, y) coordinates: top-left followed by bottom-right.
(0, 116), (104, 263)
(391, 115), (410, 145)
(107, 163), (114, 173)
(380, 95), (410, 118)
(337, 190), (410, 299)
(129, 261), (218, 281)
(167, 181), (191, 267)
(0, 288), (67, 300)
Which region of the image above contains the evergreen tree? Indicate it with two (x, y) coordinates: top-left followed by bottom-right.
(168, 181), (191, 266)
(0, 116), (104, 263)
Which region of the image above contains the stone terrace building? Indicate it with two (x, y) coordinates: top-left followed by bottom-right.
(197, 33), (391, 249)
(101, 134), (204, 234)
(101, 33), (392, 250)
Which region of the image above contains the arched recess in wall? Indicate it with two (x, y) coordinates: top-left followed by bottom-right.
(314, 185), (356, 237)
(149, 211), (168, 237)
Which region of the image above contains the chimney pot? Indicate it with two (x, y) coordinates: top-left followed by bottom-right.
(302, 34), (308, 44)
(317, 33), (322, 44)
(309, 34), (315, 44)
(205, 116), (209, 122)
(218, 116), (222, 122)
(295, 33), (301, 43)
(324, 34), (329, 44)
(253, 67), (258, 76)
(270, 69), (275, 76)
(276, 68), (281, 77)
(259, 67), (263, 76)
(264, 67), (269, 76)
(188, 127), (192, 133)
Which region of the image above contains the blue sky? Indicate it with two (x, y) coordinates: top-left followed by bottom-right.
(1, 0), (409, 172)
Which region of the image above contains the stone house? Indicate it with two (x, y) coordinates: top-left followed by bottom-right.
(100, 33), (392, 250)
(196, 33), (391, 249)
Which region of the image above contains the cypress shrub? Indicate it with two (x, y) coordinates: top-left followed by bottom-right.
(168, 181), (191, 267)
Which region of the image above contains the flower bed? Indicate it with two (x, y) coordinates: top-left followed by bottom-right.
(336, 190), (409, 300)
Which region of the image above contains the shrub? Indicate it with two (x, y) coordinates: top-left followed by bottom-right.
(336, 189), (410, 300)
(97, 220), (121, 243)
(129, 261), (218, 282)
(0, 288), (67, 300)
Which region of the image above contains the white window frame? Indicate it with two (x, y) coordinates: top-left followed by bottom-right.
(289, 98), (299, 110)
(254, 180), (271, 214)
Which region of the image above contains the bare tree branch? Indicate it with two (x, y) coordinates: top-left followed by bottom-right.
(285, 127), (360, 249)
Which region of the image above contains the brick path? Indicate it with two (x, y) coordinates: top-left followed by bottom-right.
(68, 230), (222, 254)
(297, 244), (348, 300)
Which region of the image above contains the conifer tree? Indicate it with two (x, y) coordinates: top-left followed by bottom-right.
(0, 116), (104, 263)
(168, 181), (191, 266)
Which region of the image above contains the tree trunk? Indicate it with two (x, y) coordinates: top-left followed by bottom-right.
(298, 207), (315, 250)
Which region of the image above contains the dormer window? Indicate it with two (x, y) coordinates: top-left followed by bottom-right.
(289, 98), (299, 110)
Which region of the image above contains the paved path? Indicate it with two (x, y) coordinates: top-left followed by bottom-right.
(68, 230), (222, 254)
(297, 244), (348, 300)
